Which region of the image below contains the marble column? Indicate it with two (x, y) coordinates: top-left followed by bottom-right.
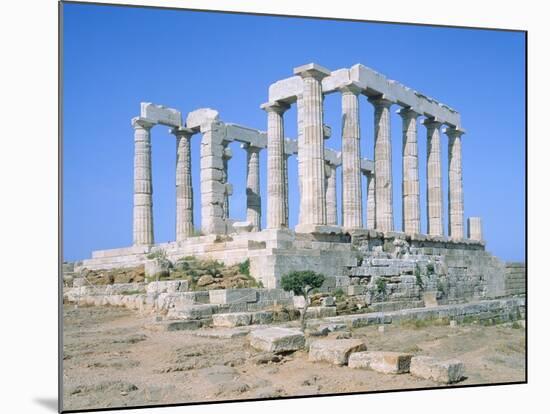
(173, 127), (194, 241)
(340, 83), (363, 229)
(365, 171), (376, 229)
(467, 217), (483, 241)
(294, 64), (331, 228)
(200, 120), (226, 235)
(132, 117), (155, 246)
(423, 117), (444, 236)
(284, 153), (291, 227)
(398, 107), (421, 234)
(262, 101), (289, 229)
(221, 145), (232, 220)
(369, 96), (394, 232)
(446, 127), (465, 239)
(244, 144), (262, 231)
(325, 162), (338, 225)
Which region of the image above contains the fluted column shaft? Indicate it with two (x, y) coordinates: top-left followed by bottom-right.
(399, 108), (421, 234)
(132, 118), (154, 246)
(325, 162), (337, 225)
(447, 128), (465, 239)
(245, 144), (261, 231)
(262, 102), (289, 229)
(221, 145), (232, 220)
(365, 171), (376, 229)
(370, 97), (394, 232)
(424, 118), (444, 236)
(340, 84), (363, 228)
(284, 153), (290, 226)
(174, 128), (194, 241)
(296, 67), (330, 227)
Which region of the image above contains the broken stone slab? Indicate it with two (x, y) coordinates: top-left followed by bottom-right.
(410, 356), (465, 384)
(166, 304), (217, 320)
(348, 351), (412, 374)
(233, 221), (254, 233)
(209, 289), (258, 305)
(249, 327), (306, 353)
(195, 327), (252, 339)
(212, 312), (252, 328)
(308, 339), (367, 365)
(146, 280), (188, 294)
(144, 320), (202, 332)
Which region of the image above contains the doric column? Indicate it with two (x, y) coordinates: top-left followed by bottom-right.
(365, 170), (376, 229)
(340, 83), (363, 229)
(446, 127), (465, 239)
(221, 145), (232, 220)
(173, 127), (194, 241)
(243, 143), (262, 231)
(200, 120), (227, 235)
(132, 117), (155, 246)
(423, 117), (444, 236)
(325, 161), (338, 225)
(284, 153), (290, 226)
(261, 101), (289, 229)
(467, 217), (483, 241)
(398, 107), (421, 234)
(294, 64), (331, 228)
(369, 96), (394, 232)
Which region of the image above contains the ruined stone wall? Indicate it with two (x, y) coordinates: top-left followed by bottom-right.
(504, 262), (526, 297)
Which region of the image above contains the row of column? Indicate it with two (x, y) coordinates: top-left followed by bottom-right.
(263, 69), (465, 239)
(131, 119), (262, 246)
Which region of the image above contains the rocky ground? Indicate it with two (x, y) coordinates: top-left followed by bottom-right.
(62, 305), (526, 411)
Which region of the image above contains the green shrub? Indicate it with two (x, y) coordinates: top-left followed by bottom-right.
(414, 265), (424, 290)
(333, 288), (345, 299)
(238, 259), (250, 277)
(375, 278), (387, 295)
(280, 270), (326, 331)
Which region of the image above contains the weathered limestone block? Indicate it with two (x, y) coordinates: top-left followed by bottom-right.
(186, 108), (219, 130)
(209, 289), (258, 305)
(410, 356), (465, 383)
(146, 280), (188, 295)
(144, 259), (170, 278)
(308, 339), (367, 365)
(166, 304), (217, 320)
(249, 327), (306, 353)
(348, 285), (366, 296)
(140, 102), (182, 127)
(212, 312), (252, 327)
(233, 221), (253, 233)
(305, 306), (337, 319)
(348, 351), (412, 374)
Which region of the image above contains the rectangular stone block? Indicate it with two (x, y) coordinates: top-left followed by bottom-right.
(348, 351), (412, 374)
(146, 280), (188, 294)
(166, 304), (217, 320)
(249, 327), (306, 353)
(348, 285), (366, 296)
(410, 356), (465, 384)
(308, 339), (367, 365)
(140, 102), (182, 127)
(212, 312), (252, 327)
(209, 289), (258, 305)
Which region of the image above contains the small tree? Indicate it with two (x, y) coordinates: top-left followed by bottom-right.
(280, 270), (325, 331)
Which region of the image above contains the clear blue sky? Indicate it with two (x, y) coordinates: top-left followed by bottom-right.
(62, 2), (525, 262)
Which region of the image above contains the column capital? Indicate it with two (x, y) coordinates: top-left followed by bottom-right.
(368, 94), (395, 108)
(422, 116), (443, 129)
(260, 101), (290, 114)
(131, 117), (155, 130)
(293, 62), (331, 81)
(170, 126), (195, 138)
(338, 81), (362, 95)
(443, 126), (466, 138)
(240, 142), (262, 153)
(397, 107), (421, 119)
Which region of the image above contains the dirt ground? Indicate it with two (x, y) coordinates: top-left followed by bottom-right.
(62, 305), (526, 411)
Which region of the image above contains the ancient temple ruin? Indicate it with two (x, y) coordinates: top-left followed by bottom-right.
(80, 62), (516, 299)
